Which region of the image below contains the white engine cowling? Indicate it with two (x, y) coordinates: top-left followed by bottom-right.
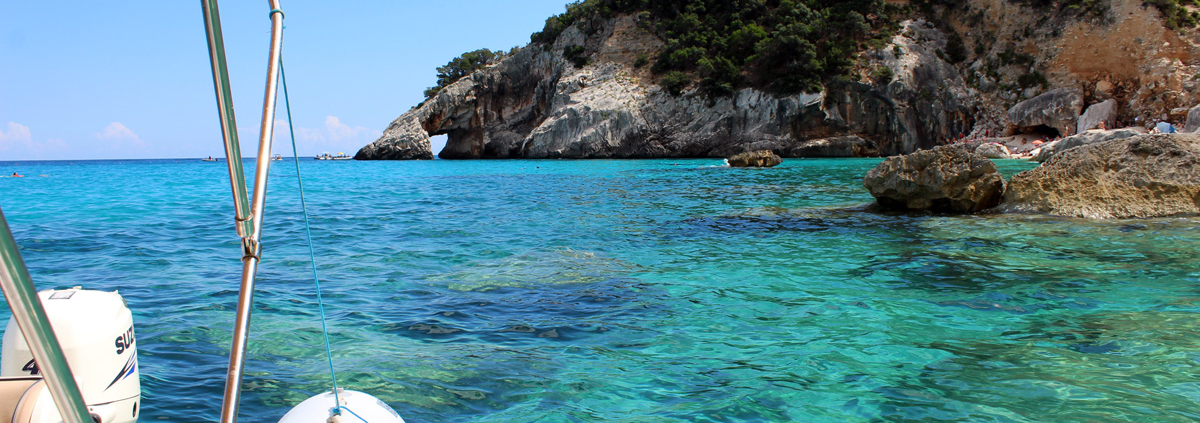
(278, 389), (404, 423)
(0, 287), (140, 423)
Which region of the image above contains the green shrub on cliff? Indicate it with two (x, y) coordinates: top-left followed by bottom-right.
(943, 32), (966, 64)
(1015, 0), (1107, 18)
(424, 49), (501, 100)
(873, 66), (894, 84)
(563, 45), (589, 67)
(660, 71), (691, 95)
(1145, 0), (1200, 29)
(1018, 71), (1048, 89)
(529, 0), (901, 97)
(633, 54), (650, 68)
(1016, 0), (1199, 26)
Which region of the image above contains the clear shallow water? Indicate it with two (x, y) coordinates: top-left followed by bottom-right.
(1, 157), (1198, 422)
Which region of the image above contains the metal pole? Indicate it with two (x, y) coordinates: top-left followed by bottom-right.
(0, 207), (93, 423)
(218, 1), (284, 422)
(200, 0), (254, 239)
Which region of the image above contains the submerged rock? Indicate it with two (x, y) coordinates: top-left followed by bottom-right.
(1007, 88), (1084, 137)
(1032, 128), (1140, 162)
(727, 150), (782, 167)
(1003, 134), (1200, 218)
(862, 143), (1006, 213)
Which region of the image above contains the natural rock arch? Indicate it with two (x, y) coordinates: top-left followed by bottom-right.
(355, 18), (978, 161)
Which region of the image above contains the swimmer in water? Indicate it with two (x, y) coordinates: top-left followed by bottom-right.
(11, 172), (22, 177)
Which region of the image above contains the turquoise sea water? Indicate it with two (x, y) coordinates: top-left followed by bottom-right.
(1, 157), (1198, 422)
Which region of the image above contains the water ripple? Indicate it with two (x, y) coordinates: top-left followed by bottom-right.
(2, 158), (1198, 422)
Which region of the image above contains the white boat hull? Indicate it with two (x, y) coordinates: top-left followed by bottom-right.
(278, 389), (403, 423)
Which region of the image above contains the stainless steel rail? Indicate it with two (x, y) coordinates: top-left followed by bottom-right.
(200, 0), (253, 240)
(0, 207), (94, 423)
(207, 0), (286, 422)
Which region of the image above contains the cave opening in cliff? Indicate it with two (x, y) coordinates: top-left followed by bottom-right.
(1018, 125), (1061, 139)
(430, 134), (448, 157)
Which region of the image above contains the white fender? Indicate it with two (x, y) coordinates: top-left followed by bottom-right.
(278, 389), (404, 423)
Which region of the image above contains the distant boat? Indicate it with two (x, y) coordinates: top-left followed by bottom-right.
(272, 154), (282, 161)
(315, 152), (352, 160)
(202, 156), (218, 162)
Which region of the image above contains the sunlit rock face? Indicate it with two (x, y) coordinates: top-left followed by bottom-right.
(355, 17), (975, 160)
(863, 143), (1006, 214)
(1003, 133), (1200, 219)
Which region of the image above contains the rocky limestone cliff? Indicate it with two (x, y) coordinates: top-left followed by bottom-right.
(359, 0), (1200, 160)
(949, 0), (1200, 135)
(358, 16), (975, 159)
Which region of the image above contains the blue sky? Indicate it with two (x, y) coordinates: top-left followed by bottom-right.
(0, 1), (572, 160)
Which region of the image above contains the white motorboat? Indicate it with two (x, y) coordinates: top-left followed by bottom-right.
(315, 152), (352, 160)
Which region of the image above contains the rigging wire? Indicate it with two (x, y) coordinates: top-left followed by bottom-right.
(279, 49), (356, 420)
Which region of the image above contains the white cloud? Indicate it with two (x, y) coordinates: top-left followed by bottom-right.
(270, 118), (288, 144)
(96, 122), (141, 142)
(325, 116), (377, 141)
(229, 121), (302, 157)
(93, 122), (147, 157)
(295, 127), (323, 142)
(0, 123), (70, 160)
(0, 122), (32, 147)
(282, 116), (381, 155)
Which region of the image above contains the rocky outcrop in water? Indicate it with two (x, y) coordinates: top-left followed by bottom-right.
(862, 143), (1006, 213)
(357, 18), (975, 160)
(1004, 134), (1200, 218)
(727, 150), (782, 168)
(1032, 128), (1140, 162)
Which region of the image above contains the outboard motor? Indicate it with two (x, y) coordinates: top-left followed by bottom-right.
(0, 287), (140, 423)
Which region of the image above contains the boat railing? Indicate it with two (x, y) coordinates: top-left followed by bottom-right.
(200, 0), (285, 421)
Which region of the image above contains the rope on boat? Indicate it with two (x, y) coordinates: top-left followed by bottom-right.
(341, 406), (370, 423)
(279, 46), (350, 419)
